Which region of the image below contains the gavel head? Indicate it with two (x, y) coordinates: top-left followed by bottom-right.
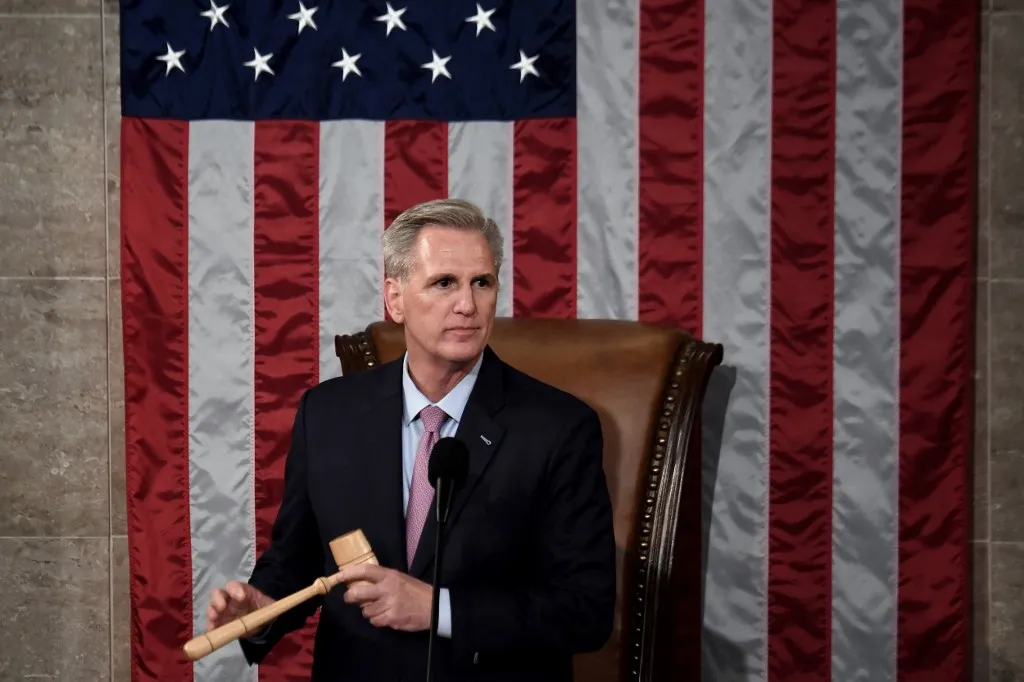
(329, 529), (378, 571)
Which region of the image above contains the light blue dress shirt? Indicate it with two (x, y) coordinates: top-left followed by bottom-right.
(400, 351), (482, 639)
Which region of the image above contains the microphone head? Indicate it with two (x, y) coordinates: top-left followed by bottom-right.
(428, 437), (470, 489)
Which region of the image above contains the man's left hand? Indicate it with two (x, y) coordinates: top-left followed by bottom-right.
(338, 563), (432, 632)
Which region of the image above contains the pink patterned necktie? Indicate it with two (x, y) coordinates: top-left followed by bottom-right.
(406, 405), (448, 567)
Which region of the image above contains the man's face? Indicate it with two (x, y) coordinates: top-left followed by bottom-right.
(384, 225), (498, 367)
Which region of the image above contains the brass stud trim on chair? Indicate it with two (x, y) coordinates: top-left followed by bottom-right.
(335, 330), (381, 373)
(623, 336), (723, 682)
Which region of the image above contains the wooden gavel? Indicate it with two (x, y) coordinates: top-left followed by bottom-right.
(182, 529), (377, 662)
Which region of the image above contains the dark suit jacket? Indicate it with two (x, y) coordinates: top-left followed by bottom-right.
(239, 345), (617, 681)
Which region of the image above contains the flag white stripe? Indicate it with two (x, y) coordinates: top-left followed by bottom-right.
(187, 120), (258, 682)
(448, 122), (515, 318)
(832, 0), (902, 678)
(701, 0), (773, 677)
(575, 0), (639, 320)
(318, 121), (386, 380)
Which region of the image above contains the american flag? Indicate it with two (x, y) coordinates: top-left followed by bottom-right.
(119, 0), (978, 680)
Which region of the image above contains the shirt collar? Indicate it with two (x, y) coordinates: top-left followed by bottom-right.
(402, 352), (483, 426)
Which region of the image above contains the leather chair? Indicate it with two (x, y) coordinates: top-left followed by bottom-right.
(335, 318), (723, 682)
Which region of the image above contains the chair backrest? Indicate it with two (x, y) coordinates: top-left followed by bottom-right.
(335, 318), (723, 681)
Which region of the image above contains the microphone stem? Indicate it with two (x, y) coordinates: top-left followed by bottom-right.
(426, 479), (445, 682)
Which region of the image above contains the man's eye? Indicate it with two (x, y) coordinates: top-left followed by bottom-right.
(436, 278), (452, 288)
(473, 278), (491, 288)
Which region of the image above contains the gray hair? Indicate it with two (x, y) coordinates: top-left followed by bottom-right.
(382, 198), (504, 281)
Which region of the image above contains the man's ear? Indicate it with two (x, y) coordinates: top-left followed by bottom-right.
(383, 277), (404, 323)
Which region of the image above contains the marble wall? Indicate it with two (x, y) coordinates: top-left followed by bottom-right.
(0, 1), (127, 679)
(0, 1), (1017, 680)
(976, 2), (1024, 681)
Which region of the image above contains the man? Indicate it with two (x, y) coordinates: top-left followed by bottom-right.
(206, 198), (617, 681)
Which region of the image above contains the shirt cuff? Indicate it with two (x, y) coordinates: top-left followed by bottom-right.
(438, 588), (452, 639)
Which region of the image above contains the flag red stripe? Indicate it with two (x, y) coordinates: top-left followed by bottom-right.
(384, 120), (449, 227)
(897, 2), (976, 679)
(253, 121), (321, 681)
(512, 117), (577, 318)
(121, 117), (193, 682)
(637, 0), (704, 675)
(767, 1), (837, 679)
(637, 0), (703, 336)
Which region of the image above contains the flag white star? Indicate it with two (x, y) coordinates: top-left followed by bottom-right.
(375, 2), (407, 36)
(244, 47), (274, 81)
(421, 49), (452, 83)
(510, 50), (539, 82)
(200, 0), (229, 31)
(288, 2), (318, 34)
(465, 3), (496, 36)
(331, 48), (363, 81)
(156, 42), (186, 75)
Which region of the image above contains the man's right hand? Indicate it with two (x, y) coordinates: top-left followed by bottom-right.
(206, 581), (274, 631)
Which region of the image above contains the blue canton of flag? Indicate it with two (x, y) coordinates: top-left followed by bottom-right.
(119, 0), (576, 121)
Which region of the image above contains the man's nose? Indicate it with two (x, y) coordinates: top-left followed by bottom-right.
(453, 284), (477, 313)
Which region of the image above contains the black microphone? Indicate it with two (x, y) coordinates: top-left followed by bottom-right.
(424, 437), (470, 682)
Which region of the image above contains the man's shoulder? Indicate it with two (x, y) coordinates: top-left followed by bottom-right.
(299, 358), (400, 413)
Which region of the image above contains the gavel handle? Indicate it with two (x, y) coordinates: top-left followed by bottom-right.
(183, 573), (342, 661)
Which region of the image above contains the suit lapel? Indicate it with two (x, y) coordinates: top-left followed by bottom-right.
(347, 362), (406, 572)
(408, 347), (507, 579)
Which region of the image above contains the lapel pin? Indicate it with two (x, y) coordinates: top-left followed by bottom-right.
(480, 434), (491, 446)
